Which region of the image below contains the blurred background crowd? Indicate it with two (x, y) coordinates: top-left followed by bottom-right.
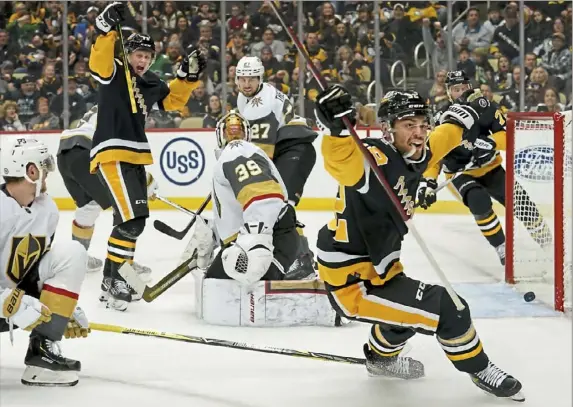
(0, 0), (571, 132)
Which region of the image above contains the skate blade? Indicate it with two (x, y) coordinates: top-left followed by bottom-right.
(510, 391), (525, 402)
(366, 370), (425, 380)
(21, 366), (79, 387)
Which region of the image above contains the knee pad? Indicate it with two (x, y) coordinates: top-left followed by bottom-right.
(116, 217), (147, 240)
(464, 186), (493, 215)
(40, 240), (88, 293)
(74, 200), (102, 227)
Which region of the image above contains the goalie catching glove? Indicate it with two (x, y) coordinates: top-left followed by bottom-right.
(222, 222), (274, 286)
(416, 178), (438, 209)
(177, 46), (206, 82)
(1, 288), (52, 331)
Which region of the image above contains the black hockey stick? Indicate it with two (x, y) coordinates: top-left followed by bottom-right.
(153, 194), (211, 240)
(90, 322), (366, 365)
(268, 1), (465, 311)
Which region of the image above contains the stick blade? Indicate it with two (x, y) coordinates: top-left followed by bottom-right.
(118, 263), (148, 297)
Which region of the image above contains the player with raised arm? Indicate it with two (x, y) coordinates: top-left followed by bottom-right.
(88, 2), (205, 311)
(0, 137), (89, 387)
(57, 105), (157, 278)
(183, 111), (338, 327)
(417, 70), (552, 265)
(314, 85), (524, 401)
(235, 56), (318, 277)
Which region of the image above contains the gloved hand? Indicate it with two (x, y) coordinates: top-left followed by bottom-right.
(64, 306), (90, 339)
(314, 84), (356, 136)
(94, 1), (126, 34)
(177, 47), (207, 82)
(146, 171), (158, 201)
(439, 103), (478, 130)
(181, 216), (216, 269)
(416, 178), (438, 209)
(472, 136), (497, 167)
(1, 288), (51, 331)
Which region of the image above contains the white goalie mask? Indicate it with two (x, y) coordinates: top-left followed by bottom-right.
(215, 110), (251, 156)
(1, 137), (55, 197)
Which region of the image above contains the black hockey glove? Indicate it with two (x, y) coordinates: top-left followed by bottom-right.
(472, 136), (497, 167)
(314, 84), (356, 136)
(416, 178), (438, 210)
(94, 1), (126, 34)
(177, 47), (206, 82)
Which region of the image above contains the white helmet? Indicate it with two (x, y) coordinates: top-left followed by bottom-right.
(235, 56), (264, 82)
(1, 137), (55, 196)
(215, 110), (251, 150)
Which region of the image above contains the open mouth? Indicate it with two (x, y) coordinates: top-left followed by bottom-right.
(410, 141), (424, 149)
(135, 66), (145, 74)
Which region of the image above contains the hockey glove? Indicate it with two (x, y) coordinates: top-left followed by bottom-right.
(439, 103), (478, 130)
(1, 288), (52, 331)
(181, 216), (216, 269)
(95, 1), (126, 34)
(416, 178), (438, 209)
(177, 47), (207, 82)
(146, 171), (158, 201)
(64, 306), (90, 339)
(222, 222), (274, 286)
(472, 136), (497, 167)
(314, 84), (356, 136)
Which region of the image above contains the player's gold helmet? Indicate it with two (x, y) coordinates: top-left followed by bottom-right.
(215, 110), (251, 149)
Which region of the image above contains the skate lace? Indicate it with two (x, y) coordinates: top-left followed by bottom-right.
(113, 279), (130, 293)
(476, 362), (508, 388)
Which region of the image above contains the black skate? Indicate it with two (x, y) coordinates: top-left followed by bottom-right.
(495, 243), (506, 266)
(363, 344), (425, 379)
(107, 278), (132, 311)
(469, 361), (525, 402)
(22, 333), (80, 387)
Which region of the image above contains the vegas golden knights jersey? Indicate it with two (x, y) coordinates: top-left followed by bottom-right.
(88, 31), (200, 173)
(57, 105), (98, 154)
(317, 136), (429, 288)
(425, 98), (507, 180)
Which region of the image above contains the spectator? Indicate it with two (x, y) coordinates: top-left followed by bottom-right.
(38, 62), (61, 99)
(533, 87), (564, 112)
(226, 4), (245, 33)
(483, 6), (503, 35)
(49, 76), (86, 126)
(330, 22), (358, 53)
(0, 29), (17, 65)
(473, 49), (495, 85)
(523, 52), (538, 78)
(174, 15), (194, 50)
(538, 32), (571, 92)
(452, 7), (492, 52)
(251, 28), (287, 62)
(203, 94), (222, 128)
(422, 18), (454, 75)
(457, 48), (476, 80)
(492, 5), (533, 64)
(185, 84), (208, 117)
(0, 99), (25, 131)
(7, 75), (38, 126)
(492, 55), (512, 91)
(159, 2), (184, 32)
(28, 96), (59, 130)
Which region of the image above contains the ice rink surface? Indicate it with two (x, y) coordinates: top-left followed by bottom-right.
(1, 210), (571, 407)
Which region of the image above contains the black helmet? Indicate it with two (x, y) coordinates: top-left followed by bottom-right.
(445, 70), (471, 88)
(124, 33), (154, 56)
(377, 91), (430, 125)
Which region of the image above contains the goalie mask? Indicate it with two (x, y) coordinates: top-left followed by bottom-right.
(215, 110), (251, 150)
(446, 70), (472, 101)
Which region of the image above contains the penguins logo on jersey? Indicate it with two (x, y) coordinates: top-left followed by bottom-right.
(394, 176), (415, 216)
(6, 234), (47, 283)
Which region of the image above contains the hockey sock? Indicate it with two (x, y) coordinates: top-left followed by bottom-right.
(105, 227), (137, 279)
(72, 220), (94, 251)
(33, 285), (79, 341)
(474, 210), (505, 248)
(438, 324), (488, 373)
(368, 325), (414, 357)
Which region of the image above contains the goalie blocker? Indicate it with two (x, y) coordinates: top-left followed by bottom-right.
(184, 110), (337, 327)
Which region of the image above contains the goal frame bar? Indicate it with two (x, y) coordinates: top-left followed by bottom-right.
(505, 111), (566, 311)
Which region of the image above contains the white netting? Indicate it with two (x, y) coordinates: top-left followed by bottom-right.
(508, 112), (572, 311)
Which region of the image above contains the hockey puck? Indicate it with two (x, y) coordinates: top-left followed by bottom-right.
(524, 292), (536, 302)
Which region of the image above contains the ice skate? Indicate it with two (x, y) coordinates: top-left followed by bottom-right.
(469, 361), (525, 402)
(106, 278), (132, 311)
(495, 242), (506, 266)
(99, 276), (112, 302)
(87, 255), (103, 273)
(363, 344), (424, 379)
(22, 333), (80, 387)
(132, 261), (152, 282)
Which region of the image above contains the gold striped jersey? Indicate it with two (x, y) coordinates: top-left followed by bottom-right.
(317, 136), (429, 288)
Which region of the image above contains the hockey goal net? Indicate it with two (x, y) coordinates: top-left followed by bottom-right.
(506, 111), (572, 312)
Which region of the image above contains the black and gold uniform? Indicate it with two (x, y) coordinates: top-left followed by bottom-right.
(313, 85), (524, 400)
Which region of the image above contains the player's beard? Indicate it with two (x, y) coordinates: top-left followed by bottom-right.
(41, 179), (47, 193)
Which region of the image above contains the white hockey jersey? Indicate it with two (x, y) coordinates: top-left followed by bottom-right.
(237, 83), (294, 158)
(0, 187), (59, 293)
(212, 140), (288, 244)
(57, 105), (98, 154)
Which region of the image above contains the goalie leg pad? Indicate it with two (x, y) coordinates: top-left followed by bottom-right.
(197, 278), (339, 327)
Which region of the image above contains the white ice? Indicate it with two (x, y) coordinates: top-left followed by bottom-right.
(1, 210), (571, 407)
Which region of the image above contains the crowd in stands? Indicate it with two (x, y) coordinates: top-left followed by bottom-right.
(0, 1), (571, 132)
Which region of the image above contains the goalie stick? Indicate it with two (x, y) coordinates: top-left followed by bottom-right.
(153, 194), (212, 240)
(267, 1), (464, 311)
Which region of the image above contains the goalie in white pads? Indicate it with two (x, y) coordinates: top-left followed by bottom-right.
(186, 110), (338, 327)
(0, 137), (89, 387)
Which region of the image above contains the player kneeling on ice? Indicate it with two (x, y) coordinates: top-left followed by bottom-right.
(315, 85), (524, 401)
(0, 137), (90, 387)
(184, 110), (338, 327)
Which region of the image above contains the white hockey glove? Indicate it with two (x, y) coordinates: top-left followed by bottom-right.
(440, 104), (478, 130)
(416, 178), (438, 209)
(222, 222), (274, 285)
(181, 216), (216, 269)
(1, 288), (52, 331)
(64, 306), (90, 339)
(146, 171), (158, 201)
(94, 1), (125, 34)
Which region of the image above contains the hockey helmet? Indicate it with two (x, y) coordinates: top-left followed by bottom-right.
(235, 56), (264, 81)
(377, 91), (430, 125)
(124, 33), (155, 57)
(215, 110), (251, 149)
(445, 70), (472, 100)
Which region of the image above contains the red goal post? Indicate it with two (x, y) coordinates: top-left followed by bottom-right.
(505, 111), (572, 312)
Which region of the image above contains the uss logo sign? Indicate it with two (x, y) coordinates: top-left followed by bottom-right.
(160, 137), (205, 186)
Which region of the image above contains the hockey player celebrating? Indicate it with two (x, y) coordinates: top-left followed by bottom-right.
(0, 137), (89, 386)
(236, 56), (318, 277)
(417, 70), (551, 265)
(88, 1), (206, 311)
(57, 105), (156, 280)
(184, 110), (338, 326)
(314, 85), (524, 401)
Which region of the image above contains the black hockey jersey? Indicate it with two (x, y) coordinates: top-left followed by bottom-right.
(317, 136), (429, 288)
(88, 31), (200, 173)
